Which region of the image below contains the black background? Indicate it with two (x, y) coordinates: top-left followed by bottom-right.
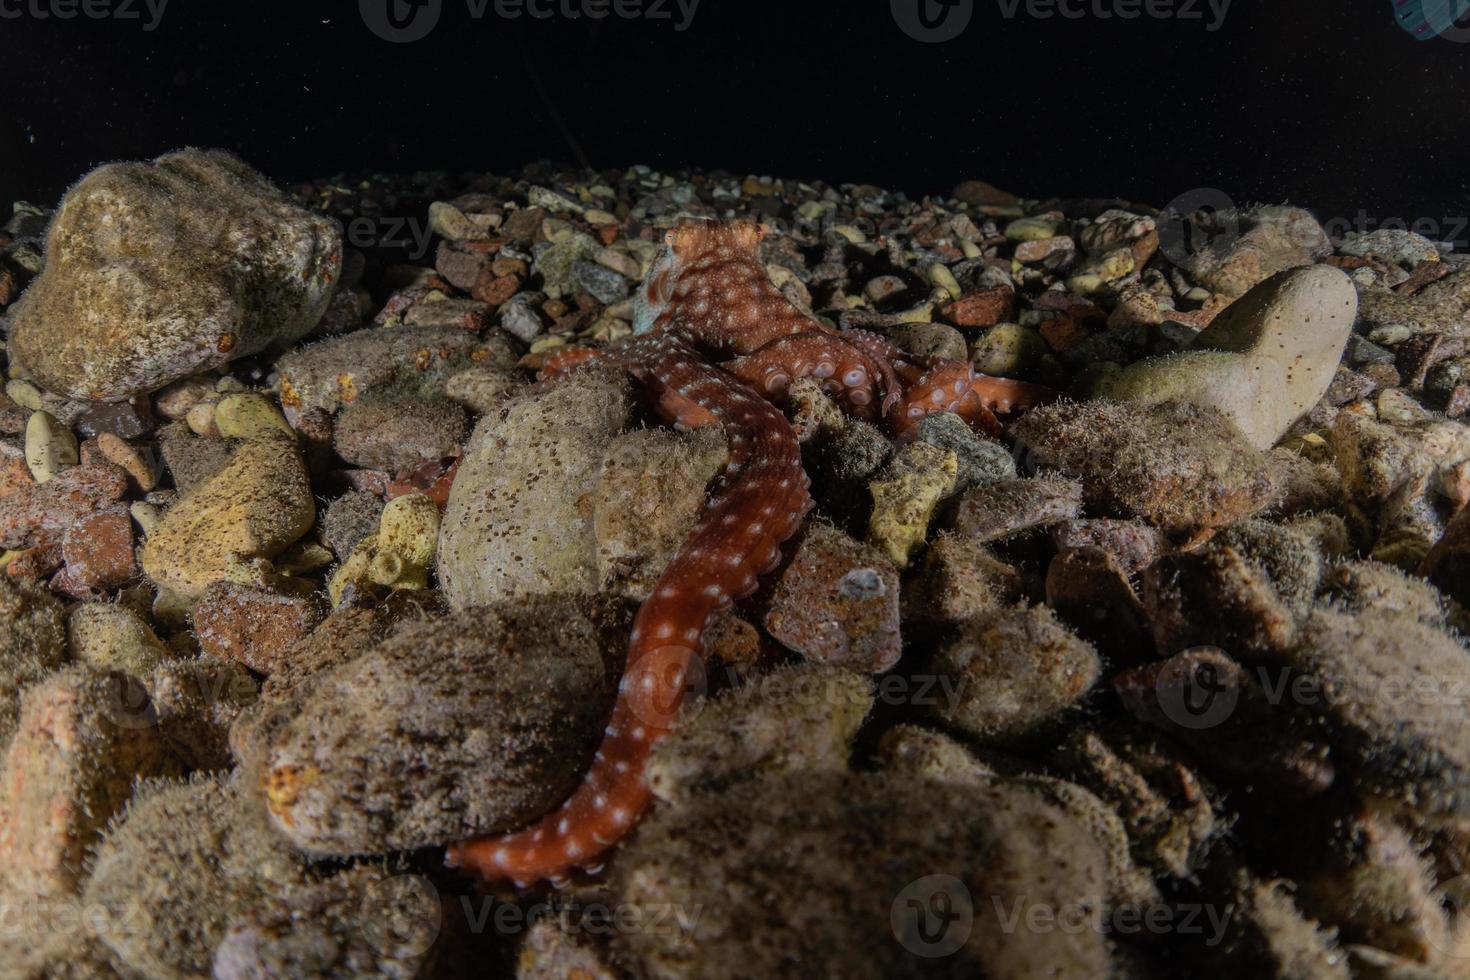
(2, 0), (1467, 232)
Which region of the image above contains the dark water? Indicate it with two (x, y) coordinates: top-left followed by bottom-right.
(2, 0), (1468, 229)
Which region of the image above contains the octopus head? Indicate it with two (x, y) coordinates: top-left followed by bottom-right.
(632, 218), (766, 334)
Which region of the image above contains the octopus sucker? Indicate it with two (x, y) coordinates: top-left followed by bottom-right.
(449, 218), (1046, 888)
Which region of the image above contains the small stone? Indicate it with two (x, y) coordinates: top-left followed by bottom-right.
(1287, 608), (1470, 819)
(194, 582), (323, 674)
(24, 411), (77, 483)
(95, 432), (158, 490)
(910, 411), (1016, 489)
(970, 322), (1048, 377)
(320, 490), (384, 561)
(332, 395), (468, 474)
(572, 259), (630, 304)
(903, 533), (1024, 625)
(932, 603), (1101, 741)
(0, 460), (129, 550)
(867, 441), (960, 567)
(214, 392), (294, 441)
(1014, 235), (1077, 265)
(1340, 229), (1440, 267)
(952, 475), (1084, 543)
(1167, 204), (1331, 298)
(764, 523), (901, 673)
(941, 285), (1015, 329)
(1005, 215), (1062, 242)
(0, 576), (67, 744)
(54, 506), (137, 597)
(140, 433), (316, 599)
(67, 603), (171, 677)
(952, 179), (1018, 207)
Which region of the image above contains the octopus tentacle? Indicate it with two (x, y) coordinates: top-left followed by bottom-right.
(723, 332), (894, 421)
(447, 332), (812, 886)
(894, 360), (1004, 438)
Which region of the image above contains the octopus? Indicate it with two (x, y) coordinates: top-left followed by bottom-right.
(446, 218), (1052, 887)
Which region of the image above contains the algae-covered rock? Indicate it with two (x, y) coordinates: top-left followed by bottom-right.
(592, 425), (728, 600)
(9, 149), (341, 401)
(867, 440), (960, 567)
(438, 368), (632, 608)
(644, 663), (872, 805)
(252, 597), (618, 855)
(613, 771), (1112, 980)
(84, 774), (309, 980)
(931, 603), (1101, 741)
(1013, 399), (1279, 532)
(0, 575), (68, 744)
(67, 602), (172, 678)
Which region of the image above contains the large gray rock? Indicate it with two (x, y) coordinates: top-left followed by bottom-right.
(10, 149), (341, 401)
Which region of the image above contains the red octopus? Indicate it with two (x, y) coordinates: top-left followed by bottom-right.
(446, 218), (1050, 887)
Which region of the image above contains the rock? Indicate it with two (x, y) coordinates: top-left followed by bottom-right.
(903, 533), (1024, 626)
(0, 576), (67, 744)
(53, 505), (138, 597)
(438, 368), (632, 608)
(444, 363), (523, 415)
(1203, 869), (1353, 980)
(941, 286), (1015, 328)
(213, 393), (294, 442)
(402, 296), (494, 332)
(931, 603), (1101, 741)
(952, 179), (1017, 207)
(84, 774), (309, 979)
(952, 475), (1084, 543)
(971, 322), (1049, 377)
(516, 918), (619, 980)
(886, 322), (968, 362)
(320, 490), (384, 561)
(1340, 229), (1441, 267)
(613, 771), (1111, 980)
(1093, 266), (1358, 450)
(1052, 518), (1161, 575)
(1288, 608), (1470, 819)
(645, 664), (872, 806)
(592, 427), (728, 600)
(275, 324), (515, 425)
(193, 583), (322, 674)
(572, 259), (630, 303)
(332, 394), (468, 473)
(1013, 400), (1279, 532)
(910, 411), (1016, 489)
(0, 667), (179, 908)
(67, 602), (172, 678)
(24, 410), (77, 483)
(1115, 648), (1334, 799)
(8, 150), (341, 401)
(139, 433), (315, 599)
(213, 865), (442, 980)
(1323, 559), (1464, 632)
(0, 459), (128, 550)
(763, 523), (901, 673)
(252, 598), (617, 855)
(1422, 507), (1470, 609)
(1167, 205), (1331, 298)
(1143, 542), (1297, 656)
(157, 420), (235, 492)
(866, 441), (960, 567)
